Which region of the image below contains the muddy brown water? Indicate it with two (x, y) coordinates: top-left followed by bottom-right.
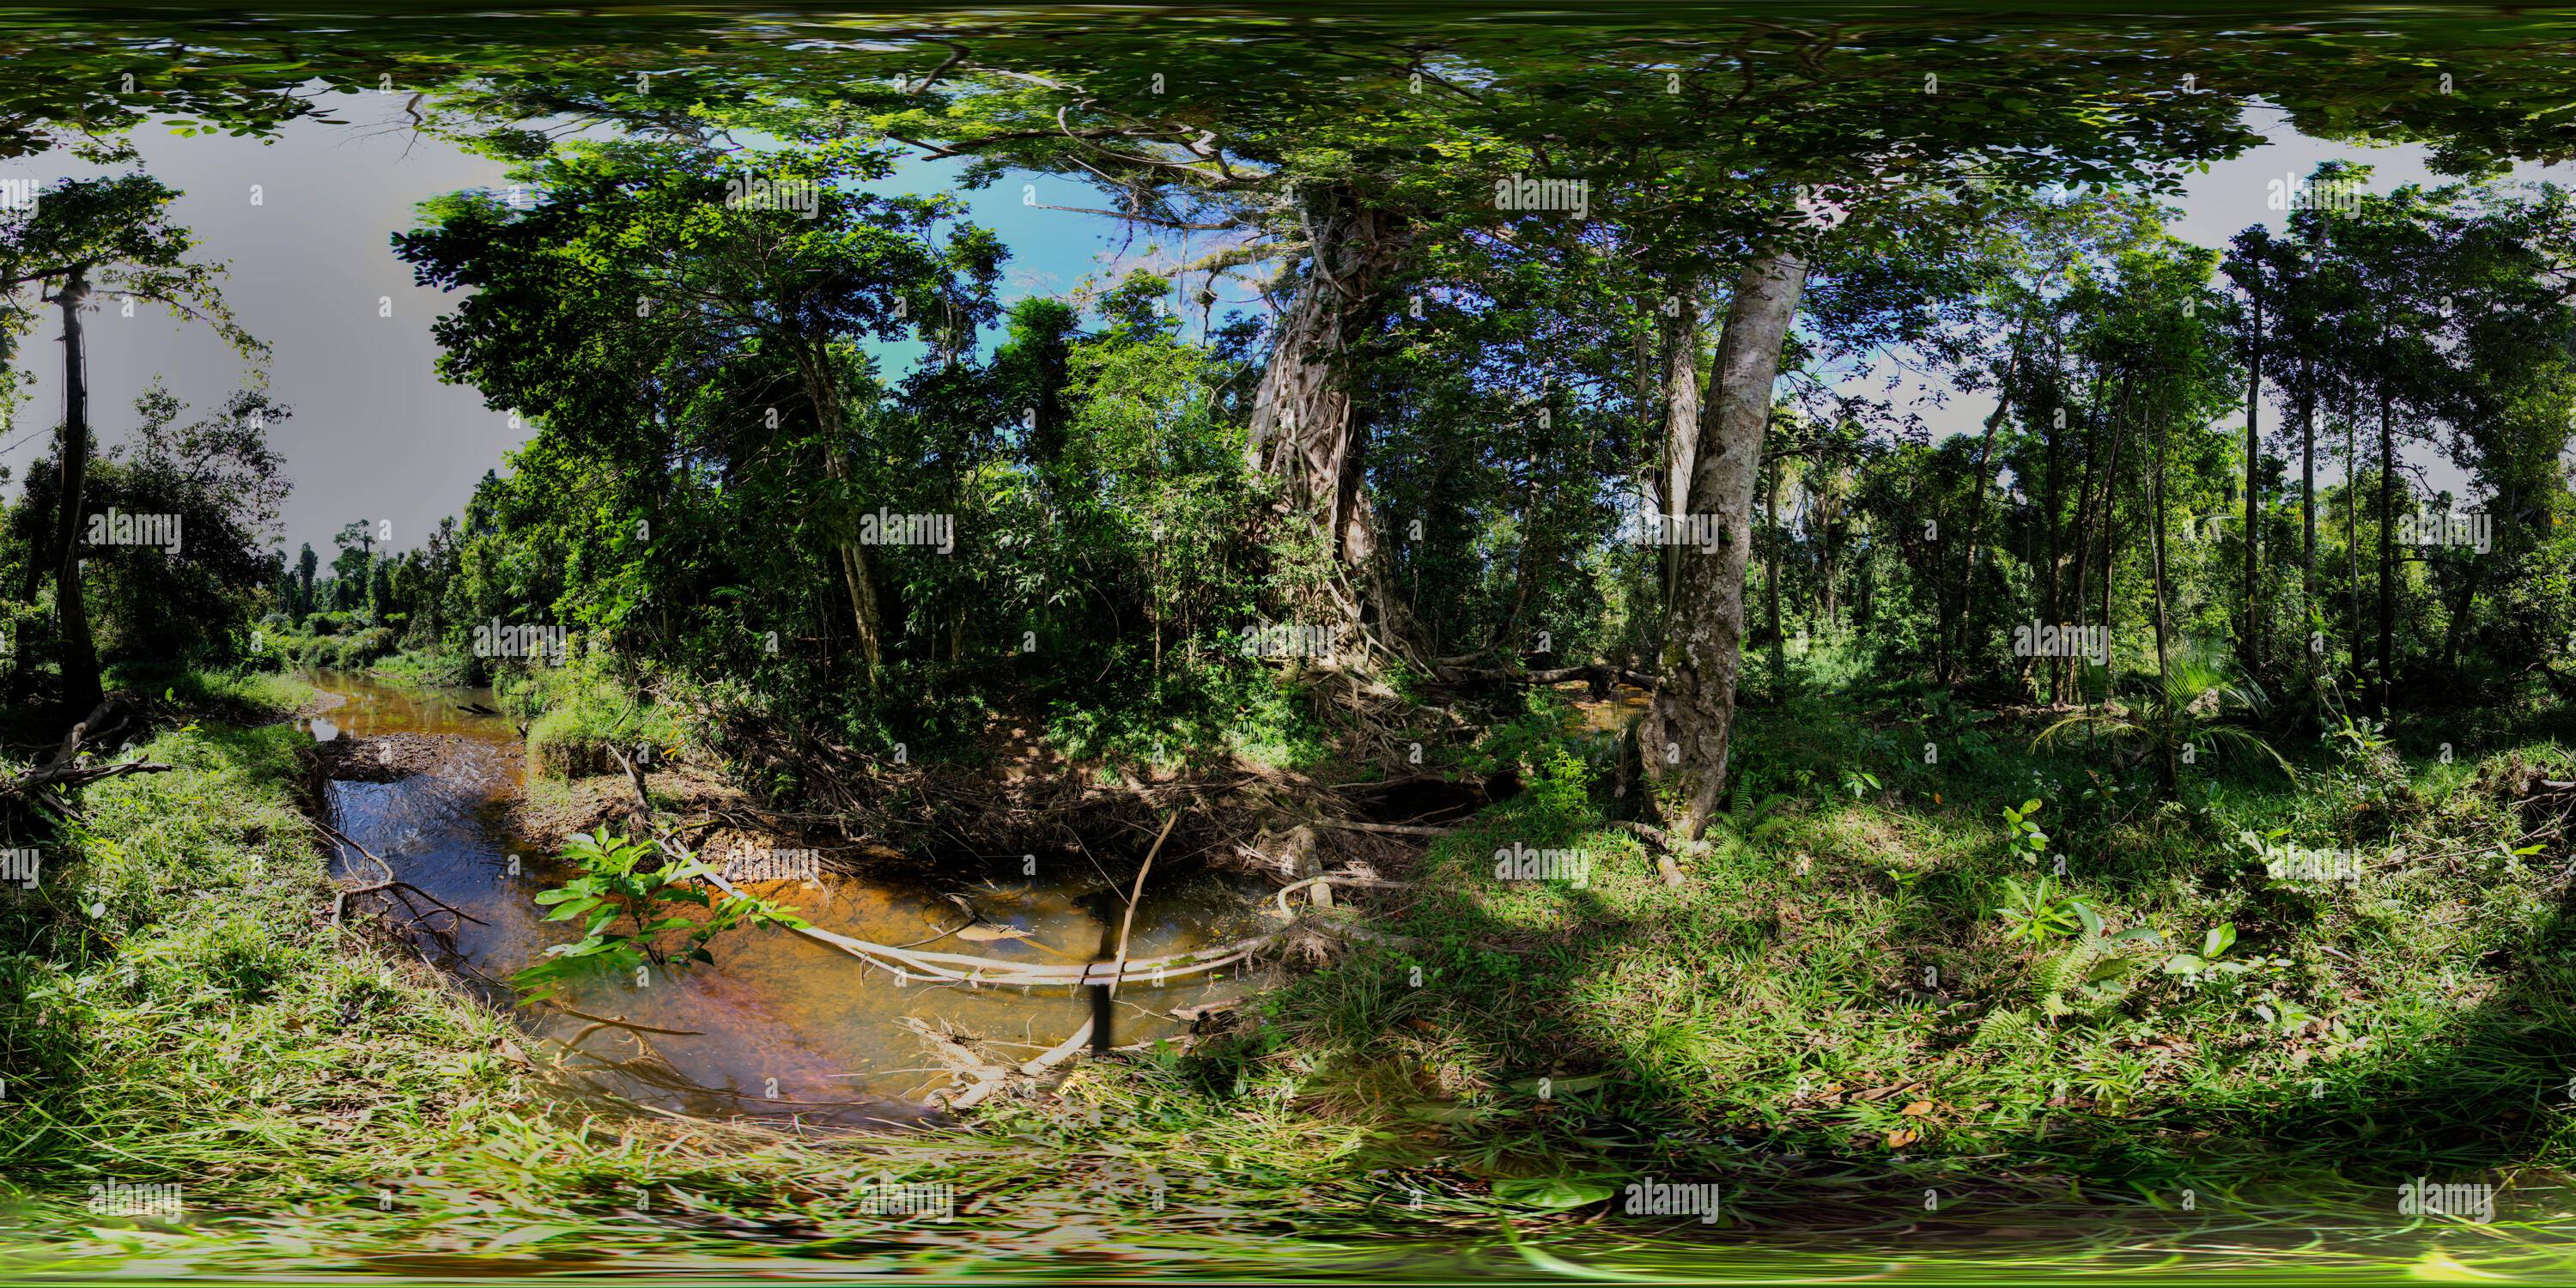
(298, 670), (1274, 1127)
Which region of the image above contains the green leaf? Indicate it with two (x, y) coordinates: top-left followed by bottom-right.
(544, 896), (605, 922)
(1492, 1176), (1619, 1210)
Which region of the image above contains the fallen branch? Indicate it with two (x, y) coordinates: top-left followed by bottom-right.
(7, 756), (173, 794)
(543, 1004), (704, 1037)
(1107, 810), (1181, 999)
(1431, 662), (1658, 691)
(702, 864), (1285, 989)
(1328, 773), (1474, 794)
(1314, 818), (1453, 838)
(1611, 819), (1695, 886)
(309, 814), (487, 927)
(8, 702), (166, 796)
(607, 742), (655, 819)
(1019, 1018), (1096, 1076)
(901, 1017), (1018, 1109)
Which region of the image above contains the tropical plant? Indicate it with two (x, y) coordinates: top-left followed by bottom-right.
(2035, 649), (2293, 799)
(509, 826), (802, 1001)
(2160, 922), (2253, 986)
(1996, 875), (2088, 944)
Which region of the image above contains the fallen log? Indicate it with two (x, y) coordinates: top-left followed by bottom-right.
(702, 864), (1289, 990)
(1314, 818), (1453, 837)
(1429, 662), (1658, 693)
(1019, 1019), (1096, 1076)
(7, 701), (167, 797)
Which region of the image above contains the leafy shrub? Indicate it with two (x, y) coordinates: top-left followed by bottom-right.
(514, 654), (686, 779)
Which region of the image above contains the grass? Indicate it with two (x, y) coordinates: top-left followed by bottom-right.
(361, 647), (473, 688)
(6, 657), (2576, 1279)
(507, 654), (689, 780)
(249, 610), (470, 684)
(101, 661), (314, 722)
(1248, 660), (2576, 1209)
(0, 677), (538, 1197)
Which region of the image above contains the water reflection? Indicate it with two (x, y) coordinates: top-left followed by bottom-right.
(300, 670), (1273, 1126)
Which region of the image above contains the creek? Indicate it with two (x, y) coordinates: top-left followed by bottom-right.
(297, 670), (1274, 1127)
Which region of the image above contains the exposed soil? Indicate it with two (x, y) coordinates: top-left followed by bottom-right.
(505, 762), (750, 844)
(309, 731), (463, 782)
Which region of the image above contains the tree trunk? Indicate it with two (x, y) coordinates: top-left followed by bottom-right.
(2041, 371), (2067, 702)
(795, 350), (886, 686)
(1657, 276), (1702, 634)
(1764, 455), (1785, 691)
(2241, 287), (2262, 675)
(1500, 419), (1554, 651)
(1642, 248), (1807, 842)
(2062, 365), (2114, 702)
(2346, 404), (2361, 686)
(2300, 377), (2316, 610)
(1953, 340), (2019, 684)
(1819, 507), (1841, 630)
(2376, 382), (2395, 715)
(2094, 374), (2134, 683)
(1246, 184), (1416, 663)
(2150, 390), (2177, 797)
(50, 265), (102, 716)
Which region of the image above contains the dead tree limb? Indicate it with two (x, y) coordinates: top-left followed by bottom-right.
(1107, 810), (1181, 999)
(1313, 818), (1452, 837)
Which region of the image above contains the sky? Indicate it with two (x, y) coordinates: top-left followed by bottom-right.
(0, 100), (1160, 559)
(1892, 106), (2576, 501)
(2, 100), (2567, 558)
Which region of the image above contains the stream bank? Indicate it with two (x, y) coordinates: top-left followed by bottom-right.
(295, 669), (1358, 1126)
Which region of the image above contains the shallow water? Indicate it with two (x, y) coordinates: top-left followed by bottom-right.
(299, 670), (1275, 1126)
